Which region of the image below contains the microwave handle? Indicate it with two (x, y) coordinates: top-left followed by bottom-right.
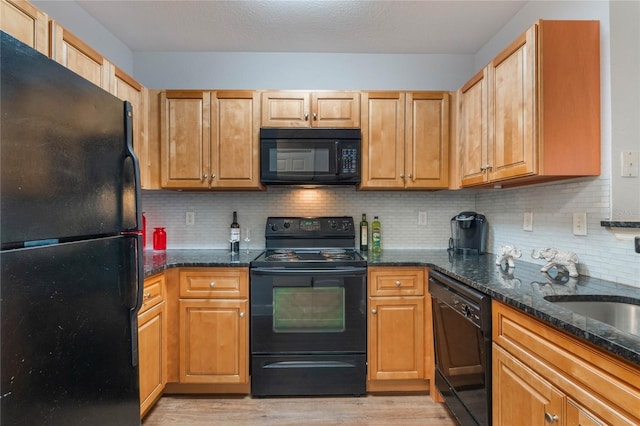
(335, 141), (340, 175)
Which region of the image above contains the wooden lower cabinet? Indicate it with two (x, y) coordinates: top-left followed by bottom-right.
(138, 273), (167, 418)
(493, 301), (640, 425)
(179, 299), (248, 384)
(367, 266), (432, 392)
(177, 268), (249, 386)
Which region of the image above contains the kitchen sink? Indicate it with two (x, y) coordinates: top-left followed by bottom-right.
(544, 295), (640, 337)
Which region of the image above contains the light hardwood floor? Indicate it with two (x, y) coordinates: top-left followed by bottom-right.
(142, 394), (457, 425)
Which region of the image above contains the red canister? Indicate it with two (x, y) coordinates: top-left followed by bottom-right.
(153, 227), (166, 251)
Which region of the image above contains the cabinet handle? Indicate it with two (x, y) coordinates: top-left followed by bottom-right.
(304, 113), (309, 121)
(209, 282), (215, 288)
(201, 173), (208, 182)
(544, 413), (559, 424)
(395, 280), (401, 287)
(143, 292), (152, 299)
(400, 173), (405, 179)
(371, 308), (377, 315)
(408, 173), (413, 179)
(210, 173), (216, 183)
(239, 312), (245, 318)
(313, 113), (317, 120)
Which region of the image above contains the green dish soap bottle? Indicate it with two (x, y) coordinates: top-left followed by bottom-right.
(372, 216), (381, 253)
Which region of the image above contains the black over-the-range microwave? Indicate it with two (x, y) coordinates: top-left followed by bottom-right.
(259, 128), (361, 185)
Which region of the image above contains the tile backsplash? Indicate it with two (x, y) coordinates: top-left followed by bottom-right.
(141, 187), (476, 251)
(142, 178), (640, 287)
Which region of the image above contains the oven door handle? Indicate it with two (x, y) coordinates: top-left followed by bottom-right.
(251, 267), (367, 276)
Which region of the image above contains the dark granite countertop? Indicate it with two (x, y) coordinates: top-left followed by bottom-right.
(143, 249), (264, 276)
(143, 248), (640, 367)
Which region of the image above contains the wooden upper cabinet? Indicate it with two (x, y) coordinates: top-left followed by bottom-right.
(459, 69), (489, 187)
(49, 21), (112, 91)
(1, 0), (48, 54)
(160, 91), (262, 190)
(458, 20), (600, 188)
(160, 90), (211, 189)
(261, 91), (360, 128)
(405, 92), (449, 189)
(211, 91), (262, 189)
(361, 91), (450, 190)
(111, 66), (150, 189)
(360, 92), (405, 189)
(489, 29), (535, 182)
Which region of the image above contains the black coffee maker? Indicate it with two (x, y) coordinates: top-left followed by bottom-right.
(449, 211), (488, 254)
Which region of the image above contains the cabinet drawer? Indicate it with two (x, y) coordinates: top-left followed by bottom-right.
(179, 267), (248, 298)
(139, 273), (165, 315)
(368, 267), (425, 297)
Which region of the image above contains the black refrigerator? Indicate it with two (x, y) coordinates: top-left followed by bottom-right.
(0, 32), (142, 425)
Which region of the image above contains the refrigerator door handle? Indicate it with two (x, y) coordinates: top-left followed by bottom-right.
(122, 100), (142, 233)
(122, 233), (144, 366)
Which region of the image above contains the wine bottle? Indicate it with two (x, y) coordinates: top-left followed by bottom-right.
(371, 216), (381, 253)
(360, 213), (368, 252)
(230, 211), (240, 253)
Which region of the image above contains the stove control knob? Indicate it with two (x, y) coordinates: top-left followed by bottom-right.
(283, 222), (291, 229)
(270, 223), (279, 232)
(342, 221), (350, 231)
(328, 220), (337, 229)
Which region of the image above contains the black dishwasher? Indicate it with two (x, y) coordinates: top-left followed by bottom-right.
(429, 269), (492, 426)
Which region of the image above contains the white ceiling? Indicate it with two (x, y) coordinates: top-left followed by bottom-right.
(75, 0), (528, 54)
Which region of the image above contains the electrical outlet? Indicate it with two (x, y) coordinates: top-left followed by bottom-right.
(572, 212), (587, 236)
(418, 211), (427, 226)
(523, 212), (533, 231)
(186, 211), (195, 226)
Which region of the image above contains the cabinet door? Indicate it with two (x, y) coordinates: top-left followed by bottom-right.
(488, 27), (536, 182)
(493, 345), (564, 426)
(111, 66), (150, 189)
(360, 92), (405, 189)
(368, 296), (424, 381)
(211, 91), (262, 189)
(179, 299), (249, 384)
(405, 92), (449, 189)
(160, 91), (211, 189)
(261, 91), (310, 127)
(49, 21), (112, 91)
(459, 68), (489, 186)
(138, 300), (167, 417)
(1, 0), (48, 54)
(311, 91), (360, 128)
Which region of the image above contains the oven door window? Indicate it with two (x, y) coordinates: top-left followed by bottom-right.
(273, 287), (345, 333)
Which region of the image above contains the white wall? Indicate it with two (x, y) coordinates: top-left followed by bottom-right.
(133, 52), (473, 90)
(610, 1), (640, 220)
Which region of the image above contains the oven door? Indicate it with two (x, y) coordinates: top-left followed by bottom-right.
(250, 267), (366, 354)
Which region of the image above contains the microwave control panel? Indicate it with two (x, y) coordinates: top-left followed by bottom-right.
(340, 148), (358, 174)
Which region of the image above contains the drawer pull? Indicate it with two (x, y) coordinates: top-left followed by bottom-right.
(544, 413), (559, 424)
(209, 282), (215, 288)
(395, 280), (401, 287)
(143, 292), (152, 299)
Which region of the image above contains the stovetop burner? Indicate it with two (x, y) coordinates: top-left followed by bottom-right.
(251, 217), (366, 268)
(262, 249), (361, 263)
